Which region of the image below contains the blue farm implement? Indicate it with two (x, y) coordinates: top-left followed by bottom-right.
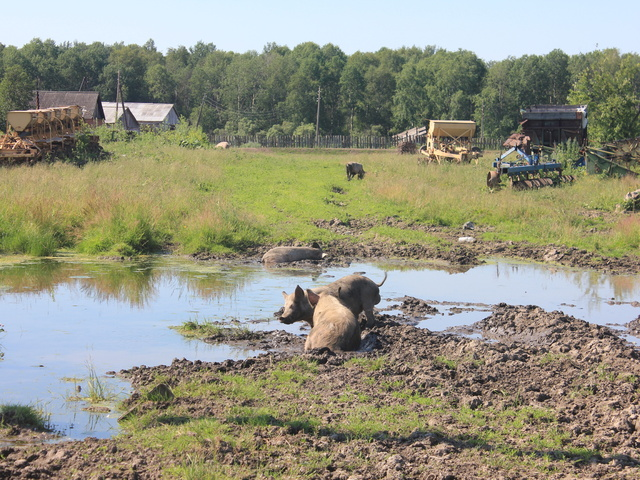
(487, 144), (575, 190)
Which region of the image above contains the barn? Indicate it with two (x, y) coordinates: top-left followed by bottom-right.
(118, 102), (180, 130)
(32, 91), (105, 126)
(101, 102), (141, 132)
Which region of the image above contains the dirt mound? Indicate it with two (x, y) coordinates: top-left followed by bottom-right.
(3, 304), (640, 479)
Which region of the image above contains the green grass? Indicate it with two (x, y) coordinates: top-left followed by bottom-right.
(172, 319), (259, 341)
(84, 360), (119, 403)
(0, 140), (639, 258)
(0, 403), (50, 431)
(112, 351), (613, 480)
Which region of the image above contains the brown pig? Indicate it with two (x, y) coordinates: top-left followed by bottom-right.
(279, 272), (387, 328)
(304, 288), (361, 352)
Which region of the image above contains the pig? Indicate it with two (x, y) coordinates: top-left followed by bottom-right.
(262, 243), (325, 264)
(279, 272), (387, 328)
(304, 288), (361, 353)
(216, 141), (231, 149)
(346, 162), (365, 180)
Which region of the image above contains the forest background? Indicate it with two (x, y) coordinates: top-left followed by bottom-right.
(0, 39), (639, 144)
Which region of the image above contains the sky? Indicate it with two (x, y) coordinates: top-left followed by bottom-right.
(2, 0), (638, 62)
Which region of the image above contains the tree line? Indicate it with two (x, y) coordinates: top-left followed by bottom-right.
(0, 38), (638, 144)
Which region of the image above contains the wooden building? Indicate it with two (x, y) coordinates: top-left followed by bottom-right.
(101, 102), (141, 132)
(119, 103), (179, 130)
(32, 91), (105, 125)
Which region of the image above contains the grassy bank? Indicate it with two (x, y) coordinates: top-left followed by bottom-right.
(1, 139), (639, 258)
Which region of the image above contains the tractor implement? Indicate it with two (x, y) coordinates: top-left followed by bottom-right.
(418, 120), (481, 164)
(487, 144), (574, 190)
(0, 105), (101, 165)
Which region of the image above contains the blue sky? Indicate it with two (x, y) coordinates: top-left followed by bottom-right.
(2, 0), (638, 61)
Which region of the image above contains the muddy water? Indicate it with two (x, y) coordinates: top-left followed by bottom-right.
(0, 255), (639, 442)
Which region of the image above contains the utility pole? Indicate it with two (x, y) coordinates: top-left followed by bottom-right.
(315, 85), (321, 147)
(116, 70), (128, 130)
(196, 94), (205, 128)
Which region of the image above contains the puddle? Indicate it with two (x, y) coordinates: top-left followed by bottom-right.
(0, 255), (639, 441)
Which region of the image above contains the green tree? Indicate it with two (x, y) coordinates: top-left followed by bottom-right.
(0, 65), (35, 130)
(145, 64), (175, 103)
(340, 53), (367, 134)
(569, 49), (640, 143)
(57, 42), (111, 92)
(100, 43), (162, 101)
(392, 60), (430, 130)
(284, 42), (346, 133)
(19, 38), (62, 90)
(473, 58), (518, 138)
(186, 49), (232, 131)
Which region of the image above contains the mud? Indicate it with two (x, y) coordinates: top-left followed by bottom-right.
(3, 302), (640, 478)
(197, 217), (640, 275)
(2, 224), (640, 479)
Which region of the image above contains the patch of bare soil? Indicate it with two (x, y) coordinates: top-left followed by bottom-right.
(311, 216), (640, 275)
(3, 303), (640, 479)
(194, 216), (640, 275)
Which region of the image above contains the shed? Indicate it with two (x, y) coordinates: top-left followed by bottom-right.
(520, 105), (588, 146)
(101, 102), (141, 132)
(119, 103), (179, 129)
(32, 91), (105, 125)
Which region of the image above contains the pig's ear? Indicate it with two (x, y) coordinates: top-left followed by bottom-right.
(294, 285), (305, 298)
(307, 289), (320, 306)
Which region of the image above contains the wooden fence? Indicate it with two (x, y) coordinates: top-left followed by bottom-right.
(210, 134), (504, 151)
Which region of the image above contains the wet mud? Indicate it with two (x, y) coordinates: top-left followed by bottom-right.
(2, 227), (640, 479)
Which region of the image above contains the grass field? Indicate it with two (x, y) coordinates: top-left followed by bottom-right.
(1, 139), (639, 258)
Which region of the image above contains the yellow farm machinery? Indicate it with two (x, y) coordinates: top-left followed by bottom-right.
(0, 105), (99, 164)
(419, 120), (481, 164)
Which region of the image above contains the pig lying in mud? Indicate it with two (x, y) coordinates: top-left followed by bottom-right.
(304, 288), (361, 352)
(280, 272), (387, 328)
(262, 243), (325, 264)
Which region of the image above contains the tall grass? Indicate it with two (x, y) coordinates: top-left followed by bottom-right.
(0, 142), (638, 257)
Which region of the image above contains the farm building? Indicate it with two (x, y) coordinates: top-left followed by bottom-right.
(101, 103), (140, 132)
(32, 91), (105, 125)
(113, 102), (180, 130)
(519, 105), (588, 146)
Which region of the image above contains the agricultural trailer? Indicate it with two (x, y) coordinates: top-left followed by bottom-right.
(419, 120), (481, 164)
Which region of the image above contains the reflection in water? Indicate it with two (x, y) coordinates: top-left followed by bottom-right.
(0, 255), (639, 443)
(0, 257), (259, 308)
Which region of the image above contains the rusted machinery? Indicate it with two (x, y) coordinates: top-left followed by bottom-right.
(419, 120), (481, 164)
(583, 137), (639, 178)
(487, 133), (575, 190)
(0, 105), (96, 164)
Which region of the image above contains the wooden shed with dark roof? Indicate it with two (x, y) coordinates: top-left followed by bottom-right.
(32, 91), (105, 126)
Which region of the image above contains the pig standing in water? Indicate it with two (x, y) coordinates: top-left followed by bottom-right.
(304, 288), (361, 352)
(280, 272), (387, 328)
